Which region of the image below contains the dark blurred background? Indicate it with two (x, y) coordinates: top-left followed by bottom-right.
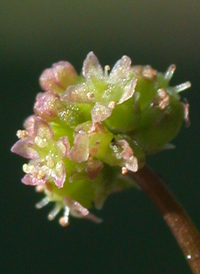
(1, 1), (200, 273)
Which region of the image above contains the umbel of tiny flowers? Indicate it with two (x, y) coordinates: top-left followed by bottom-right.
(11, 52), (190, 226)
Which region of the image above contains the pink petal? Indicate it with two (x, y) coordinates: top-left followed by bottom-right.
(60, 83), (94, 103)
(82, 52), (103, 79)
(68, 132), (89, 163)
(56, 136), (70, 158)
(51, 161), (66, 188)
(63, 196), (103, 223)
(91, 103), (113, 123)
(117, 140), (138, 172)
(64, 196), (89, 217)
(21, 174), (46, 186)
(11, 138), (38, 159)
(109, 55), (131, 82)
(84, 213), (103, 224)
(85, 159), (103, 180)
(125, 156), (138, 172)
(34, 117), (54, 141)
(117, 139), (133, 159)
(34, 92), (62, 121)
(23, 115), (37, 136)
(118, 78), (137, 104)
(39, 61), (77, 93)
(52, 61), (77, 87)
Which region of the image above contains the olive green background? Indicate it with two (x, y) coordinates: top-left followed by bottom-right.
(1, 1), (200, 273)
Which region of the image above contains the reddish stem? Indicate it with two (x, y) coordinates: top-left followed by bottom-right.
(130, 165), (200, 274)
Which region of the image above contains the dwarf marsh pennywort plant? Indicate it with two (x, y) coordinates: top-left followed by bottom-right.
(12, 52), (200, 273)
(11, 52), (190, 226)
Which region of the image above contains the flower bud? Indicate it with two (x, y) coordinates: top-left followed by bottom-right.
(34, 92), (64, 121)
(40, 61), (78, 94)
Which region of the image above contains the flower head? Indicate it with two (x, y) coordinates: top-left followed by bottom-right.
(11, 52), (190, 226)
(12, 116), (70, 188)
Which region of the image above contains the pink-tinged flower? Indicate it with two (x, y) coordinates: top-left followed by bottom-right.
(117, 140), (138, 173)
(68, 131), (89, 163)
(35, 187), (103, 226)
(11, 52), (191, 226)
(11, 117), (70, 188)
(23, 115), (37, 137)
(34, 92), (63, 121)
(60, 52), (137, 125)
(39, 61), (78, 94)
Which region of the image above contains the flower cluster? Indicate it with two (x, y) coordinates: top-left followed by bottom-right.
(11, 52), (190, 226)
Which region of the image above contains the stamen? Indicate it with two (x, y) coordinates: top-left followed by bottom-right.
(108, 101), (116, 109)
(46, 155), (54, 168)
(104, 65), (110, 77)
(164, 64), (176, 80)
(34, 136), (48, 148)
(35, 185), (45, 192)
(16, 130), (28, 139)
(87, 92), (94, 100)
(35, 197), (50, 209)
(59, 206), (70, 226)
(174, 81), (191, 93)
(48, 203), (62, 220)
(37, 165), (49, 179)
(23, 163), (35, 174)
(122, 166), (128, 174)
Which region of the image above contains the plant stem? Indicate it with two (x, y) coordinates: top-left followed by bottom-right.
(130, 165), (200, 274)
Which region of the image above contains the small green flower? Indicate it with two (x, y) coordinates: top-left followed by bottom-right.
(11, 52), (190, 226)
